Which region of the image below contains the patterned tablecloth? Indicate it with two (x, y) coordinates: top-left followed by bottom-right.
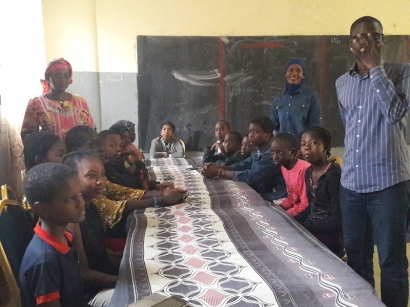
(109, 158), (384, 307)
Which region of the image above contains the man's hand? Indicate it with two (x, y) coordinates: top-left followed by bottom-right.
(349, 33), (382, 70)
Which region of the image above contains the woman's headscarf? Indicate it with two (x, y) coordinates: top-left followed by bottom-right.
(284, 58), (306, 95)
(41, 58), (73, 94)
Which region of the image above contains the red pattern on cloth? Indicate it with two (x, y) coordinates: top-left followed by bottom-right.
(21, 94), (95, 140)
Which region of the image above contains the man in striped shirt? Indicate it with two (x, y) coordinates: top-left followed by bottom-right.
(336, 16), (410, 307)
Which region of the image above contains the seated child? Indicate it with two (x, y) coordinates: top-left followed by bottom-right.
(202, 116), (286, 201)
(202, 131), (243, 166)
(270, 133), (310, 216)
(101, 130), (174, 190)
(297, 126), (343, 257)
(64, 126), (187, 229)
(109, 120), (145, 163)
(149, 121), (185, 158)
(241, 133), (256, 159)
(202, 120), (231, 163)
(22, 132), (66, 223)
(100, 129), (153, 190)
(19, 163), (89, 307)
(23, 132), (66, 169)
(64, 152), (118, 306)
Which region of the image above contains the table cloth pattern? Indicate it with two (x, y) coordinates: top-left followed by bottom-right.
(109, 158), (384, 307)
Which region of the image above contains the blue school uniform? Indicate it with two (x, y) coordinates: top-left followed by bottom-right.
(230, 141), (286, 200)
(19, 222), (86, 307)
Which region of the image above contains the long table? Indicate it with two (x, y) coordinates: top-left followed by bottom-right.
(109, 158), (384, 307)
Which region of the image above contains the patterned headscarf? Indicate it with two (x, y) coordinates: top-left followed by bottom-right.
(41, 58), (73, 94)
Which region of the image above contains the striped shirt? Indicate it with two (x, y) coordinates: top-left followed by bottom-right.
(336, 63), (410, 193)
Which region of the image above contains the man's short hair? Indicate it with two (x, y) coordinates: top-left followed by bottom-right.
(350, 16), (383, 33)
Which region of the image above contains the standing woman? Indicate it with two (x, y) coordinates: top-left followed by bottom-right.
(271, 58), (321, 138)
(21, 58), (95, 141)
(150, 121), (185, 158)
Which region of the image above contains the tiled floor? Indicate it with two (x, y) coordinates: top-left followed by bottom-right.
(373, 243), (410, 306)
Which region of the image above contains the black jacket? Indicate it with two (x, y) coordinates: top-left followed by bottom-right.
(297, 161), (342, 234)
(202, 149), (244, 166)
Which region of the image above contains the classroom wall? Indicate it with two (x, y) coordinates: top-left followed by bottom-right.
(41, 0), (410, 145)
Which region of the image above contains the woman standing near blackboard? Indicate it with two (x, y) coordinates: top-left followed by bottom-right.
(271, 58), (321, 138)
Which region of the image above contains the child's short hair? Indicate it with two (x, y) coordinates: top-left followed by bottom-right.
(250, 116), (273, 134)
(63, 151), (98, 170)
(99, 129), (118, 143)
(23, 132), (62, 170)
(227, 131), (242, 144)
(274, 133), (299, 151)
(216, 120), (231, 131)
(65, 125), (98, 153)
(24, 163), (77, 206)
(161, 121), (176, 132)
(302, 126), (332, 157)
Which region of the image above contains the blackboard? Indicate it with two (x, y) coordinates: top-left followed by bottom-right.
(137, 35), (410, 150)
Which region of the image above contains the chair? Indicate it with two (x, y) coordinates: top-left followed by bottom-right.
(180, 139), (186, 158)
(328, 156), (343, 168)
(1, 185), (18, 201)
(0, 241), (21, 307)
(0, 185), (34, 284)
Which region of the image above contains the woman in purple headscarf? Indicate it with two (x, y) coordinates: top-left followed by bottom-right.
(270, 58), (321, 138)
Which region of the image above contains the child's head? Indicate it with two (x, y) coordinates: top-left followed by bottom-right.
(160, 121), (175, 143)
(300, 126), (332, 164)
(24, 163), (85, 224)
(223, 131), (242, 156)
(247, 116), (273, 148)
(271, 133), (298, 168)
(23, 132), (66, 170)
(66, 126), (100, 155)
(64, 151), (107, 201)
(241, 134), (256, 158)
(99, 130), (123, 163)
(109, 120), (136, 147)
(215, 120), (231, 142)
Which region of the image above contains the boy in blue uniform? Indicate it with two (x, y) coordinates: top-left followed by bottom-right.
(19, 163), (88, 307)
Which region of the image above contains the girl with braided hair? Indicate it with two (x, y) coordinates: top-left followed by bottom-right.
(23, 132), (66, 170)
(270, 133), (310, 217)
(298, 126), (344, 257)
